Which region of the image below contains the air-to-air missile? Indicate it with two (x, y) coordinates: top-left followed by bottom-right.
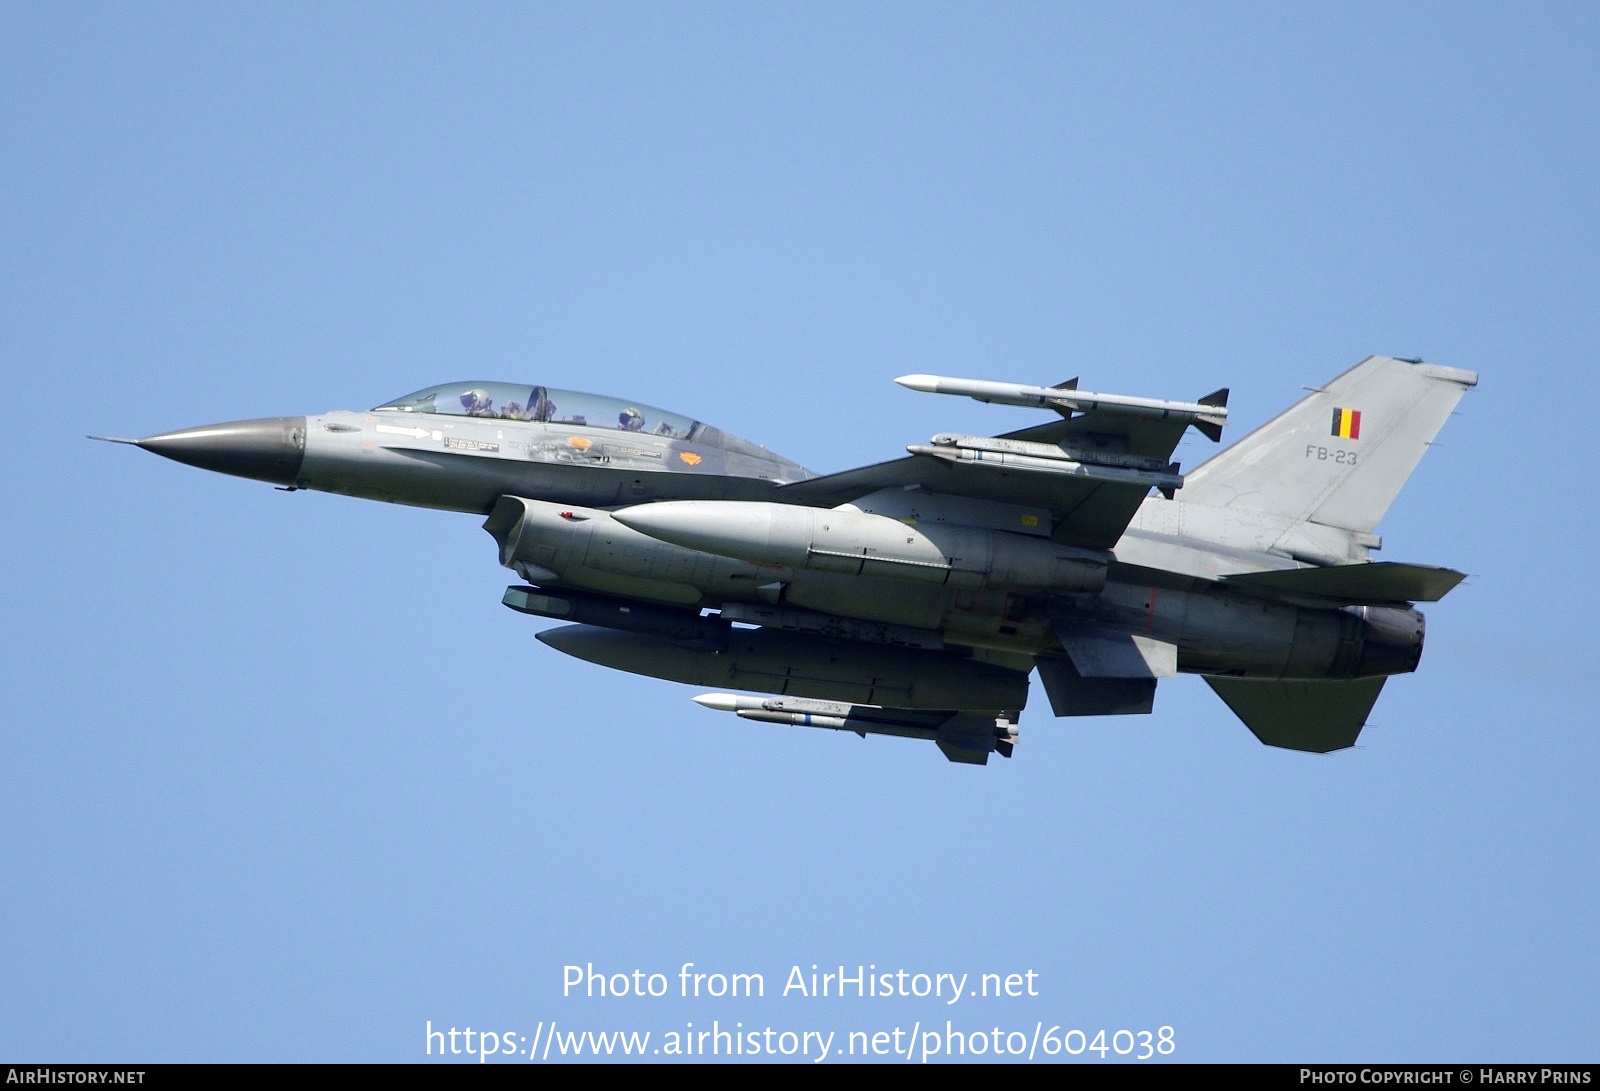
(99, 358), (1475, 763)
(689, 693), (1021, 764)
(893, 373), (1230, 439)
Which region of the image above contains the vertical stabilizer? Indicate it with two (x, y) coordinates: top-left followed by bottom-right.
(1181, 357), (1476, 535)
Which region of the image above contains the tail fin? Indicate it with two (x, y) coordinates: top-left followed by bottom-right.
(1182, 356), (1476, 534)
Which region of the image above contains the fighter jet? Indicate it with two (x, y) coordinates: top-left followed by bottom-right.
(96, 358), (1475, 764)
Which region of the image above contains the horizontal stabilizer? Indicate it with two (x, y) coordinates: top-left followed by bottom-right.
(1036, 658), (1157, 716)
(1205, 676), (1386, 753)
(1055, 626), (1178, 678)
(1224, 562), (1466, 605)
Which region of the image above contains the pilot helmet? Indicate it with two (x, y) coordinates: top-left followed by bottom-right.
(618, 407), (645, 430)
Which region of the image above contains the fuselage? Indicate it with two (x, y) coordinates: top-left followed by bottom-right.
(127, 378), (1424, 688)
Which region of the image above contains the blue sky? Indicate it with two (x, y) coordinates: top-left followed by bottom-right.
(2, 2), (1596, 1062)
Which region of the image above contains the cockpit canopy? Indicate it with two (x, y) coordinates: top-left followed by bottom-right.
(374, 382), (700, 440)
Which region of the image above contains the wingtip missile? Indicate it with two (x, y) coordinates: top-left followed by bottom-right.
(893, 374), (942, 394)
(1194, 388), (1229, 441)
(891, 374), (1229, 435)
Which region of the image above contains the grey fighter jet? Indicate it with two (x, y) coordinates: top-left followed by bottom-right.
(98, 358), (1475, 764)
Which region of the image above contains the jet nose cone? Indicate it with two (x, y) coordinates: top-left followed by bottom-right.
(136, 416), (307, 485)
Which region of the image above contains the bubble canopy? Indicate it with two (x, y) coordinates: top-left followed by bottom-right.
(374, 382), (700, 439)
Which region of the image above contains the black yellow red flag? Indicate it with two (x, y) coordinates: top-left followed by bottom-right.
(1331, 407), (1362, 439)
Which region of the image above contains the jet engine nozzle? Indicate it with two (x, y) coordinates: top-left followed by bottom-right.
(135, 417), (307, 486)
(1355, 606), (1426, 676)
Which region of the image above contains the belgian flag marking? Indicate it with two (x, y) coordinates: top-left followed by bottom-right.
(1331, 407), (1362, 440)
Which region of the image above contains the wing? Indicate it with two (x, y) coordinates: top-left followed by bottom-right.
(776, 397), (1222, 550)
